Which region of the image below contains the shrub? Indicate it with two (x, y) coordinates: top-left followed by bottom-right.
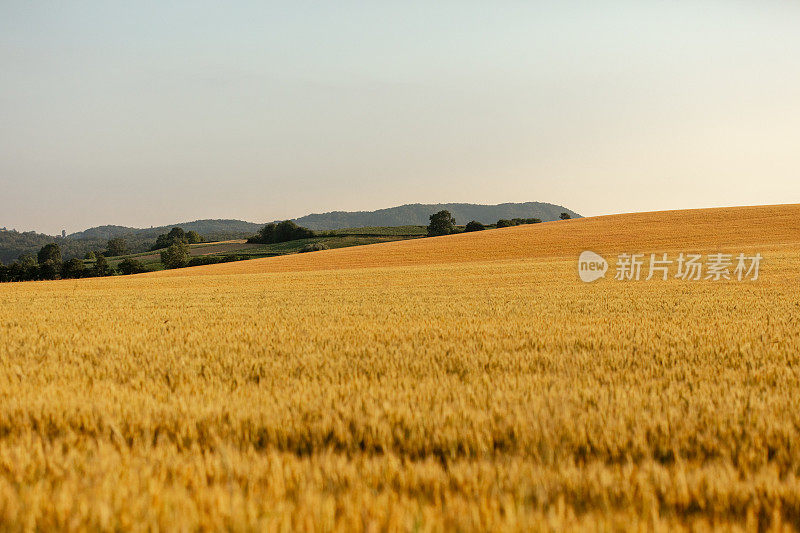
(465, 221), (485, 232)
(187, 256), (225, 267)
(117, 258), (148, 275)
(248, 221), (315, 244)
(512, 218), (541, 225)
(299, 242), (330, 253)
(187, 255), (245, 267)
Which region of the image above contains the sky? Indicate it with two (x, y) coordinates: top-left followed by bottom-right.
(1, 1), (799, 235)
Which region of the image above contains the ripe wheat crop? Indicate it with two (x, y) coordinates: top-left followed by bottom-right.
(1, 204), (800, 531)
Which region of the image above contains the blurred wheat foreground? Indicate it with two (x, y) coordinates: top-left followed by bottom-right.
(2, 204), (800, 530)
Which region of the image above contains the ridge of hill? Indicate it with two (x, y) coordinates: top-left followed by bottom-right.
(293, 202), (580, 229)
(67, 219), (262, 241)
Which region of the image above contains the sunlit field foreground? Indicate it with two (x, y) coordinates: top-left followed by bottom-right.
(1, 204), (800, 530)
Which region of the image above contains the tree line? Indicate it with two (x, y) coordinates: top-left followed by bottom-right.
(0, 227), (207, 282)
(0, 220), (325, 282)
(0, 243), (112, 282)
(426, 210), (571, 236)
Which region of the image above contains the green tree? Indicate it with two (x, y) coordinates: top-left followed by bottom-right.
(248, 221), (314, 244)
(38, 260), (59, 280)
(464, 221), (485, 232)
(106, 237), (129, 256)
(496, 219), (513, 228)
(153, 227), (188, 250)
(560, 212), (571, 220)
(37, 243), (62, 265)
(167, 227), (185, 241)
(7, 260), (32, 282)
(248, 222), (276, 244)
(93, 253), (112, 276)
(186, 231), (203, 244)
(36, 243), (62, 279)
(117, 258), (147, 275)
(275, 220), (314, 242)
(427, 210), (456, 237)
(18, 253), (37, 269)
(160, 242), (190, 269)
(62, 258), (87, 279)
(275, 220), (299, 242)
(85, 251), (96, 260)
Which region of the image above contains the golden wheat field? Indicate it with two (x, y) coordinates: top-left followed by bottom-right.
(1, 204), (800, 531)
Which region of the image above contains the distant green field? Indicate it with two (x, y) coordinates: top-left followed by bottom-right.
(320, 225), (427, 237)
(97, 226), (426, 271)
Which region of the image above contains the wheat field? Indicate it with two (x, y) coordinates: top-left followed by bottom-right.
(1, 204), (800, 531)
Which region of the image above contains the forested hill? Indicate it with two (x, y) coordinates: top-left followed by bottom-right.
(1, 203), (580, 263)
(67, 219), (262, 240)
(293, 202), (581, 230)
(0, 220), (261, 263)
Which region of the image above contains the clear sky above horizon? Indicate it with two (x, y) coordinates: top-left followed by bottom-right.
(2, 1), (799, 234)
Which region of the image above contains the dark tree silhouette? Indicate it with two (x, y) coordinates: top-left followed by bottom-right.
(37, 243), (62, 265)
(93, 254), (112, 276)
(427, 210), (456, 237)
(117, 258), (147, 275)
(247, 221), (315, 244)
(465, 221), (486, 232)
(62, 258), (87, 279)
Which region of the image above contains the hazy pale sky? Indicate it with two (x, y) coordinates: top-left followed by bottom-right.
(2, 1), (799, 234)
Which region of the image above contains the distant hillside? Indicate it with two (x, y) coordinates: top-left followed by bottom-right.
(68, 219), (261, 241)
(0, 220), (261, 263)
(293, 202), (580, 230)
(1, 204), (580, 263)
